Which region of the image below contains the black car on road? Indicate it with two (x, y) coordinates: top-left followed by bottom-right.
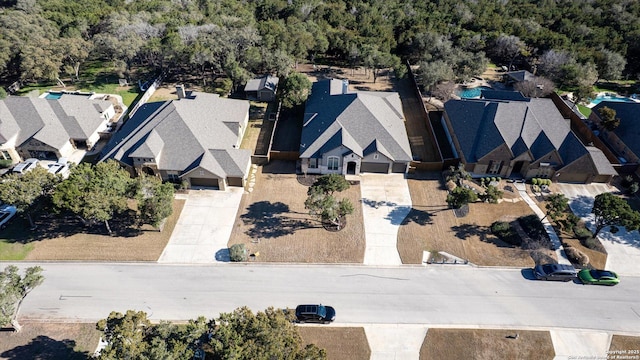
(534, 264), (577, 281)
(295, 304), (336, 324)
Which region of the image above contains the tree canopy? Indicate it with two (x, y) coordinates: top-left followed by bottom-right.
(279, 72), (312, 108)
(0, 265), (44, 332)
(592, 192), (640, 236)
(96, 307), (326, 360)
(304, 174), (354, 230)
(0, 167), (57, 229)
(2, 0), (640, 87)
(52, 160), (135, 233)
(597, 106), (621, 131)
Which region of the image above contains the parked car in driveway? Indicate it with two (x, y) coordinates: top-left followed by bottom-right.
(578, 269), (619, 286)
(295, 304), (335, 324)
(534, 264), (577, 282)
(0, 204), (17, 229)
(47, 158), (69, 178)
(12, 158), (39, 174)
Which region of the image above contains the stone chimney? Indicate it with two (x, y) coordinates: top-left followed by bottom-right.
(176, 84), (186, 99)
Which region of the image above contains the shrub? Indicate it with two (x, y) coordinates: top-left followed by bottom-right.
(518, 215), (549, 241)
(573, 225), (593, 240)
(229, 243), (247, 262)
(622, 175), (634, 188)
(491, 221), (521, 246)
(532, 185), (540, 193)
(545, 179), (552, 186)
(565, 246), (589, 266)
(491, 177), (497, 182)
(629, 182), (639, 194)
(583, 236), (599, 250)
(566, 214), (580, 230)
(0, 159), (12, 168)
(532, 178), (539, 185)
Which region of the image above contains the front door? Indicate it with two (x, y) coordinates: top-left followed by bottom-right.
(346, 161), (356, 175)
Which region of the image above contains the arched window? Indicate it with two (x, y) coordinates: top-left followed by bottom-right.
(327, 156), (339, 171)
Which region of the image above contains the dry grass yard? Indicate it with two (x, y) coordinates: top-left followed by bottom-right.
(609, 335), (640, 352)
(23, 199), (185, 261)
(398, 172), (550, 267)
(298, 327), (371, 360)
(420, 329), (555, 360)
(0, 322), (101, 360)
(229, 161), (366, 263)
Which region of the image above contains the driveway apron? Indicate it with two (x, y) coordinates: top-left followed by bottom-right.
(360, 174), (412, 266)
(158, 188), (244, 263)
(556, 183), (640, 276)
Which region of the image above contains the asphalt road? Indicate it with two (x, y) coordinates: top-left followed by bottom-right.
(10, 263), (640, 334)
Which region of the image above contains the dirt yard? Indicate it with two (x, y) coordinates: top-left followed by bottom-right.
(420, 329), (555, 360)
(298, 327), (370, 360)
(609, 335), (640, 352)
(23, 200), (185, 261)
(228, 161), (366, 263)
(398, 172), (552, 267)
(0, 322), (101, 359)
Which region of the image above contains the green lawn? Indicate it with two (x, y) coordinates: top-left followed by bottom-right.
(0, 216), (34, 260)
(577, 104), (592, 117)
(14, 60), (143, 107)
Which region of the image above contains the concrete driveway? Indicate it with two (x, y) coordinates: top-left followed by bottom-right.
(158, 188), (244, 263)
(360, 174), (412, 266)
(556, 183), (640, 275)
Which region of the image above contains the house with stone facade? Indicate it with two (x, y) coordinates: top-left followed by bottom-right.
(299, 79), (413, 175)
(442, 92), (616, 183)
(100, 88), (251, 190)
(0, 95), (114, 163)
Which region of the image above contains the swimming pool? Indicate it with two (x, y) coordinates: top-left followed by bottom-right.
(589, 94), (638, 106)
(457, 86), (492, 99)
(45, 92), (63, 100)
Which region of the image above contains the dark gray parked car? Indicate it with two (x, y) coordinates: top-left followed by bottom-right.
(534, 264), (578, 281)
(295, 304), (336, 324)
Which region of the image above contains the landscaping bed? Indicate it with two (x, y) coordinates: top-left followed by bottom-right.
(228, 161), (366, 263)
(399, 172), (540, 267)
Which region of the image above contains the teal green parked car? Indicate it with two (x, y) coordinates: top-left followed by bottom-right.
(578, 269), (619, 286)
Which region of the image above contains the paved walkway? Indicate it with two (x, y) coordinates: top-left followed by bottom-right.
(158, 188), (244, 263)
(360, 174), (412, 266)
(557, 183), (640, 275)
(514, 183), (571, 265)
(364, 324), (428, 360)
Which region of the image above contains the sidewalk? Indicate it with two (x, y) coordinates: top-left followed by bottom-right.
(514, 183), (571, 265)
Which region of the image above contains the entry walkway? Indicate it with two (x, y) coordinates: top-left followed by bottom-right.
(158, 188), (244, 263)
(360, 174), (412, 266)
(514, 183), (571, 265)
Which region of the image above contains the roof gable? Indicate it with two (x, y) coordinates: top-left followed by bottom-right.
(300, 80), (412, 162)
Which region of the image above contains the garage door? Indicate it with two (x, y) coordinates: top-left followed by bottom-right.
(227, 177), (243, 187)
(190, 177), (219, 188)
(360, 162), (389, 173)
(556, 173), (589, 184)
(391, 162), (407, 173)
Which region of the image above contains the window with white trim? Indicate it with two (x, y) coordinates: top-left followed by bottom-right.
(327, 156), (339, 171)
(309, 158), (318, 168)
(168, 174), (179, 182)
(373, 154), (379, 160)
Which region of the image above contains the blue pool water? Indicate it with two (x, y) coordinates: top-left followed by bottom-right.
(457, 86), (492, 99)
(45, 92), (63, 100)
(589, 94), (638, 106)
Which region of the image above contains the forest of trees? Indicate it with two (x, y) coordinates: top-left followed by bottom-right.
(1, 0), (640, 92)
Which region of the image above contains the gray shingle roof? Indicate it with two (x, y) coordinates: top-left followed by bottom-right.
(505, 70), (535, 82)
(481, 90), (529, 102)
(300, 80), (412, 162)
(0, 95), (110, 150)
(444, 97), (593, 167)
(101, 92), (251, 178)
(592, 101), (640, 158)
(244, 75), (279, 92)
(586, 146), (616, 175)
